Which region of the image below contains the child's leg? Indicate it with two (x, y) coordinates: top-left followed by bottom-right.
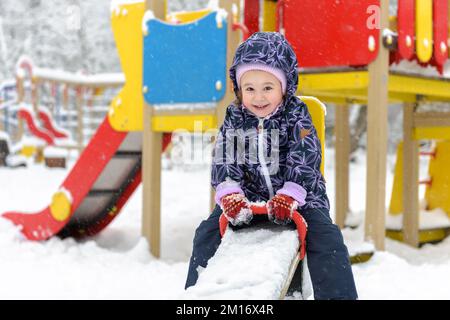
(185, 205), (222, 289)
(301, 208), (358, 300)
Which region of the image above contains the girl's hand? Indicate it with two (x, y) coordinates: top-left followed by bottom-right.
(267, 194), (298, 225)
(220, 193), (253, 226)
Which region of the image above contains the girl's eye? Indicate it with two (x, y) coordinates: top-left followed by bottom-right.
(245, 87), (254, 92)
(264, 87), (273, 91)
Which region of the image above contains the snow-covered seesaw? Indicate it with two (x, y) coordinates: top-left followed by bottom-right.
(185, 204), (312, 300)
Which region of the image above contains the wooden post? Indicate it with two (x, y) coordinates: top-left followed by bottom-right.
(15, 75), (25, 142)
(142, 0), (165, 258)
(75, 86), (84, 152)
(334, 103), (350, 228)
(217, 0), (241, 134)
(0, 89), (3, 133)
(210, 0), (242, 213)
(365, 0), (389, 251)
(31, 78), (39, 115)
(16, 76), (25, 103)
(402, 102), (420, 247)
(86, 86), (96, 141)
(209, 134), (217, 212)
(63, 84), (69, 111)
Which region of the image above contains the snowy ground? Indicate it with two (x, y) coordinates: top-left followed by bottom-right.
(0, 147), (450, 299)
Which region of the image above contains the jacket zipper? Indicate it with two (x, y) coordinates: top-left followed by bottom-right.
(258, 118), (274, 198)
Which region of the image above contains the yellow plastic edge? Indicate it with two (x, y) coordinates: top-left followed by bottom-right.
(416, 0), (433, 62)
(300, 96), (326, 176)
(108, 2), (145, 132)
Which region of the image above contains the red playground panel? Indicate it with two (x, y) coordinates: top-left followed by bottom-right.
(397, 0), (415, 61)
(282, 0), (380, 68)
(244, 0), (260, 36)
(432, 0), (448, 68)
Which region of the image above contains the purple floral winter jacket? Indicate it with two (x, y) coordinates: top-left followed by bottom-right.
(211, 32), (330, 210)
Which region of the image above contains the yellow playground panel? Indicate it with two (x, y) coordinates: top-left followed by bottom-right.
(425, 141), (450, 216)
(388, 139), (450, 244)
(387, 142), (448, 247)
(262, 0), (277, 32)
(391, 139), (450, 216)
(299, 70), (450, 105)
(108, 2), (145, 132)
(303, 96), (326, 175)
(415, 0), (433, 63)
(20, 145), (44, 163)
(20, 145), (37, 158)
(166, 8), (211, 23)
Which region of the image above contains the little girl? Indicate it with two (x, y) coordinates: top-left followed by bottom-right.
(185, 32), (358, 300)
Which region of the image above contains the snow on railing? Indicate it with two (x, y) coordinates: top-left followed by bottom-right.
(31, 68), (125, 86)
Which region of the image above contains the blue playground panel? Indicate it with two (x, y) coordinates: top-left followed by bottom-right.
(143, 12), (227, 105)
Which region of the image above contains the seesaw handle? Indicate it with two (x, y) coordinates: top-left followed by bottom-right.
(218, 205), (307, 259)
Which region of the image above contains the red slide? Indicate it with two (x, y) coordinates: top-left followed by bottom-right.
(2, 114), (174, 241)
(17, 107), (54, 145)
(37, 107), (69, 139)
(2, 116), (142, 240)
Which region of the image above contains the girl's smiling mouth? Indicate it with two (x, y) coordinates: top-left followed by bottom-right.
(253, 104), (269, 109)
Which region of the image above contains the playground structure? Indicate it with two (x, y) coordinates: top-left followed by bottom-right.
(0, 56), (125, 163)
(140, 0), (450, 252)
(0, 80), (28, 167)
(1, 1), (241, 253)
(279, 0), (450, 249)
(388, 140), (450, 243)
(0, 80), (16, 132)
(1, 0), (450, 261)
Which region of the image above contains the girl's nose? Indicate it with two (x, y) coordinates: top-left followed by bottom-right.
(254, 91), (265, 101)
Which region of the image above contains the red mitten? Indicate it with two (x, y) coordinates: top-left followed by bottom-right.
(220, 193), (253, 226)
(267, 194), (298, 225)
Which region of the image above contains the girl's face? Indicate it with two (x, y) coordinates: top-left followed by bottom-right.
(240, 70), (284, 118)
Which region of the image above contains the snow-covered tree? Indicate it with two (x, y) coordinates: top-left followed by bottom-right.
(0, 0), (120, 78)
(168, 0), (210, 13)
(0, 0), (214, 79)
